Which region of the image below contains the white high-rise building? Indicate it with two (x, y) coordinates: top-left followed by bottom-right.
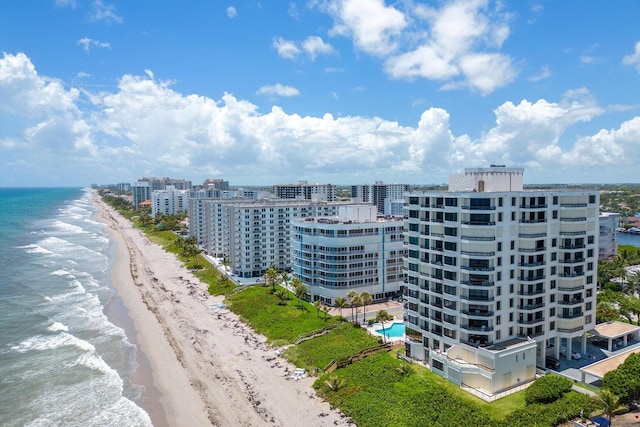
(598, 213), (619, 260)
(151, 187), (190, 217)
(189, 198), (347, 277)
(273, 181), (337, 202)
(351, 182), (410, 215)
(403, 166), (599, 399)
(290, 205), (405, 306)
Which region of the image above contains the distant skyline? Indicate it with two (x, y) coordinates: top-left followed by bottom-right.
(1, 1), (639, 187)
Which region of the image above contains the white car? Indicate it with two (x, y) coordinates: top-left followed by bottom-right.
(560, 347), (582, 360)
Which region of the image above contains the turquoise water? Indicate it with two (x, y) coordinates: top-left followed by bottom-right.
(376, 322), (405, 338)
(0, 188), (151, 426)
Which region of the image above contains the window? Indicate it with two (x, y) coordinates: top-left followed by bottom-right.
(497, 286), (502, 296)
(589, 195), (596, 204)
(496, 330), (501, 340)
(511, 212), (515, 221)
(587, 276), (593, 284)
(511, 197), (516, 206)
(588, 262), (593, 271)
(497, 257), (502, 266)
(497, 315), (501, 325)
(588, 235), (594, 244)
(551, 252), (557, 261)
(511, 269), (515, 278)
(445, 198), (458, 207)
(510, 284), (514, 293)
(509, 312), (514, 321)
(552, 238), (557, 247)
(550, 294), (555, 303)
(586, 302), (592, 310)
(444, 241), (457, 251)
(433, 360), (444, 371)
(498, 212), (503, 222)
(444, 227), (457, 236)
(497, 272), (502, 280)
(445, 212), (458, 222)
(551, 266), (556, 274)
(553, 196), (558, 205)
(586, 289), (593, 298)
(588, 249), (594, 257)
(497, 301), (501, 311)
(497, 242), (502, 251)
(550, 322), (555, 331)
(552, 210), (558, 219)
(510, 255), (515, 264)
(511, 241), (515, 250)
(509, 298), (514, 308)
(550, 307), (555, 316)
(550, 280), (556, 289)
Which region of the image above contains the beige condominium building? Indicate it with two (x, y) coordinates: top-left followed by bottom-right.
(403, 166), (599, 399)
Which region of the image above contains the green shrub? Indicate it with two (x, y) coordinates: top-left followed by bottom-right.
(524, 375), (573, 405)
(603, 352), (640, 404)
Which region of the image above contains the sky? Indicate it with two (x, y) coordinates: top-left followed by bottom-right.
(0, 1), (639, 187)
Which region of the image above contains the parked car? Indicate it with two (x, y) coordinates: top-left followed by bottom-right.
(560, 347), (582, 359)
(545, 355), (560, 369)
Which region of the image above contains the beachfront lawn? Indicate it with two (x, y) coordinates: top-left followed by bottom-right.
(314, 350), (595, 427)
(285, 322), (381, 371)
(226, 285), (340, 344)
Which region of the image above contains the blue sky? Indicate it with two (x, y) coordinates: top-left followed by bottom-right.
(1, 0), (639, 187)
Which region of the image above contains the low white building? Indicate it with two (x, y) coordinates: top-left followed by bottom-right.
(290, 205), (405, 306)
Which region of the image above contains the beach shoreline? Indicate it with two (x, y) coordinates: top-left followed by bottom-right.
(93, 193), (349, 426)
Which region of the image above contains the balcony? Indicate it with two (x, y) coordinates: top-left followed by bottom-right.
(462, 309), (494, 317)
(461, 205), (496, 210)
(558, 271), (585, 278)
(518, 261), (546, 267)
(518, 317), (546, 325)
(560, 217), (587, 222)
(461, 250), (495, 257)
(518, 247), (546, 253)
(461, 265), (495, 272)
(560, 203), (587, 208)
(519, 233), (547, 238)
(558, 312), (583, 319)
(518, 289), (545, 296)
(461, 324), (493, 332)
(460, 280), (494, 287)
(559, 258), (585, 264)
(461, 294), (494, 302)
(519, 218), (547, 224)
(558, 285), (585, 292)
(462, 221), (496, 226)
(519, 275), (545, 282)
(518, 302), (545, 310)
(560, 244), (585, 249)
(559, 231), (586, 236)
(520, 204), (547, 209)
(558, 299), (584, 306)
(461, 235), (495, 241)
(557, 326), (584, 333)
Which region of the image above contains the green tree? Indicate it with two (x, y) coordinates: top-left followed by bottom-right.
(596, 301), (620, 323)
(313, 300), (322, 318)
(222, 256), (231, 277)
(334, 297), (347, 319)
(321, 304), (331, 320)
(264, 265), (280, 292)
(292, 278), (306, 308)
(360, 292), (373, 323)
(603, 352), (640, 404)
(346, 290), (359, 323)
(275, 288), (289, 305)
(594, 389), (624, 427)
(375, 309), (394, 343)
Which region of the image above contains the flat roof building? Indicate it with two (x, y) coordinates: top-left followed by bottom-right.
(403, 166), (599, 399)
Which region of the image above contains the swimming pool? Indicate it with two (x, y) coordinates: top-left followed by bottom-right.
(375, 322), (405, 338)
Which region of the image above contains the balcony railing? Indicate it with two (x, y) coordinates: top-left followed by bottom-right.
(560, 217), (587, 222)
(461, 324), (494, 332)
(518, 262), (546, 267)
(518, 302), (545, 310)
(519, 275), (545, 282)
(461, 294), (494, 302)
(461, 205), (496, 210)
(557, 326), (584, 333)
(518, 317), (546, 325)
(460, 280), (494, 287)
(557, 285), (585, 292)
(462, 310), (494, 317)
(461, 235), (495, 241)
(462, 221), (496, 226)
(461, 265), (495, 271)
(519, 219), (547, 223)
(558, 312), (583, 319)
(558, 272), (585, 278)
(560, 244), (585, 249)
(520, 204), (547, 209)
(559, 258), (585, 264)
(560, 203), (587, 208)
(559, 231), (586, 236)
(461, 250), (495, 257)
(558, 299), (584, 306)
(519, 233), (547, 238)
(518, 289), (545, 296)
(518, 247), (546, 252)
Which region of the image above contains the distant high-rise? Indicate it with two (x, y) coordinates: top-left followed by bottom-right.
(352, 181), (410, 215)
(273, 181), (337, 202)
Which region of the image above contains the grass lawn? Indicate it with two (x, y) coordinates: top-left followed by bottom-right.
(225, 285), (340, 344)
(285, 322), (381, 370)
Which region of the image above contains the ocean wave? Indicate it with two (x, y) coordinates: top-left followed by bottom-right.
(19, 244), (54, 255)
(51, 268), (74, 277)
(47, 322), (69, 332)
(50, 220), (86, 235)
(11, 332), (96, 354)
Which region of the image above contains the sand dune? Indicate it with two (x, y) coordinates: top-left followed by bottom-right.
(95, 195), (350, 426)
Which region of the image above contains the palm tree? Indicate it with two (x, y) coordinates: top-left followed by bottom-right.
(275, 288), (289, 305)
(292, 278), (306, 308)
(596, 389), (624, 427)
(281, 271), (290, 289)
(222, 256), (231, 276)
(334, 297), (347, 320)
(596, 301), (620, 323)
(324, 376), (346, 392)
(375, 309), (394, 344)
(313, 300), (322, 317)
(264, 265), (279, 292)
(346, 290), (359, 323)
(321, 304), (331, 320)
(360, 292), (373, 323)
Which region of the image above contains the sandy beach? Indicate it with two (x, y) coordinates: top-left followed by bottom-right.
(95, 195), (350, 426)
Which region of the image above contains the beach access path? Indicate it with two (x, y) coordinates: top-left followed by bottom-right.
(96, 195), (350, 427)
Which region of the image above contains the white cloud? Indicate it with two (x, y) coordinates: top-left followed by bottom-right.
(1, 53), (639, 185)
(272, 36), (300, 59)
(302, 36), (335, 60)
(580, 55), (599, 64)
(226, 6), (237, 18)
(77, 37), (111, 52)
(320, 0), (516, 94)
(88, 0), (123, 24)
(622, 41), (640, 73)
(256, 83), (301, 97)
(527, 66), (550, 82)
(324, 0), (407, 56)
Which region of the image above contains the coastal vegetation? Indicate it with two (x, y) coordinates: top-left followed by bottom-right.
(597, 245), (640, 324)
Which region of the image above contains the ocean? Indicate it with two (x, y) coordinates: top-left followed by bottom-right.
(0, 188), (152, 426)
